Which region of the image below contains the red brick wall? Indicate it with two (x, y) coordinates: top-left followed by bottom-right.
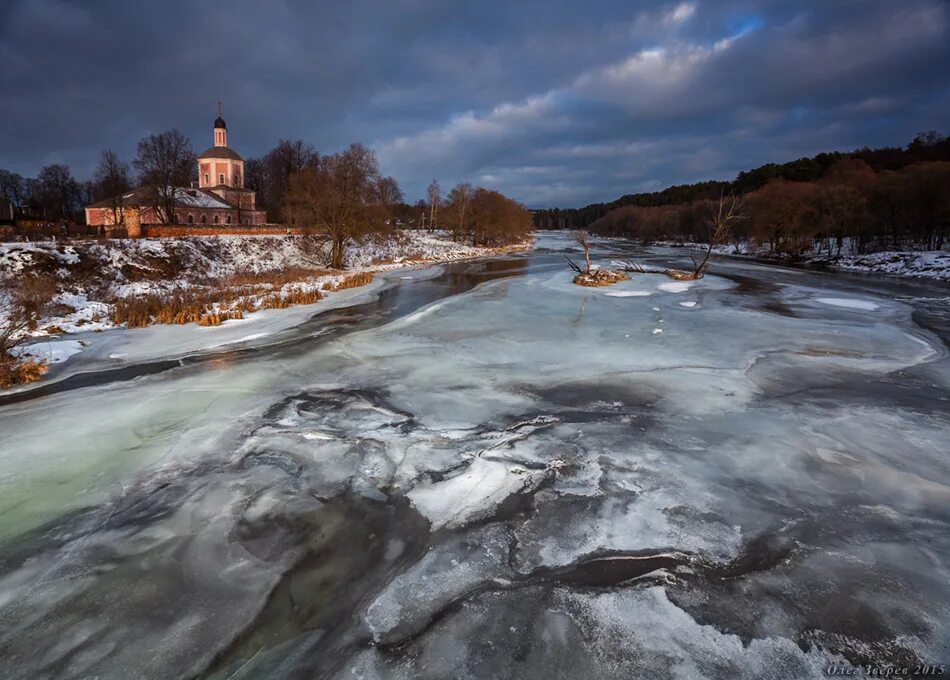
(88, 206), (266, 228)
(141, 224), (304, 237)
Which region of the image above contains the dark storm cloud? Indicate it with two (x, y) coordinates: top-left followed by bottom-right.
(1, 0), (948, 207)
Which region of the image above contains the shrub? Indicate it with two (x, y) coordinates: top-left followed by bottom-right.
(324, 272), (373, 291)
(0, 354), (47, 388)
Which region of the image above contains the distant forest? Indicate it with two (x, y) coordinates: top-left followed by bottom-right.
(533, 132), (950, 254)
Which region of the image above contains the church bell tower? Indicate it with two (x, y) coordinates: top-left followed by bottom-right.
(213, 101), (227, 147)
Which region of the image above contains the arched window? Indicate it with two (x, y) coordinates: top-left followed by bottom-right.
(226, 214), (232, 224)
(219, 173), (225, 185)
(213, 215), (219, 224)
(201, 215), (207, 224)
(187, 214), (194, 224)
(203, 174), (209, 185)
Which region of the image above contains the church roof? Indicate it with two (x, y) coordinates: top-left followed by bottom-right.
(86, 186), (238, 210)
(214, 116), (227, 129)
(197, 146), (243, 161)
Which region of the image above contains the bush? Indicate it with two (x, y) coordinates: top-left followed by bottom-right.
(0, 354), (47, 388)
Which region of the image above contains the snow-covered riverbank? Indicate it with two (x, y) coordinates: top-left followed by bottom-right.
(646, 239), (950, 281)
(0, 231), (530, 375)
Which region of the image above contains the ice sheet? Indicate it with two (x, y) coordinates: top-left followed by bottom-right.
(0, 231), (947, 678)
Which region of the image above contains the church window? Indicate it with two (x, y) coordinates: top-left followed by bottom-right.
(204, 174), (209, 185)
(187, 214), (193, 224)
(219, 173), (225, 185)
(213, 215), (219, 224)
(226, 215), (232, 224)
(201, 215), (207, 224)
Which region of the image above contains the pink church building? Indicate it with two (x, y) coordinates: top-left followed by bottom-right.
(85, 110), (267, 230)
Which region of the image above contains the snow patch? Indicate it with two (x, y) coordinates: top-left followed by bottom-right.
(816, 297), (880, 311)
(12, 339), (84, 364)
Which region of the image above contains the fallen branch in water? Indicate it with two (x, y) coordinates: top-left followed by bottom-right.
(616, 260), (697, 280)
(616, 260), (646, 273)
(564, 254), (584, 274)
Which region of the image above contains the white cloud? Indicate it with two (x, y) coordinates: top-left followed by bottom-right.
(664, 2), (696, 26)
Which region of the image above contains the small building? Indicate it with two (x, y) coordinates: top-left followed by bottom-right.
(85, 109), (267, 231)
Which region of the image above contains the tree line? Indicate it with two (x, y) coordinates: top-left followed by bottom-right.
(0, 131), (533, 264)
(283, 160), (532, 267)
(535, 131), (950, 254)
(0, 133), (191, 224)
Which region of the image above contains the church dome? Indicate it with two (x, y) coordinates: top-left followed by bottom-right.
(214, 116), (227, 129)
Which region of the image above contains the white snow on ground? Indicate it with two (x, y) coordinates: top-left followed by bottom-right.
(12, 339), (84, 364)
(678, 301), (697, 308)
(816, 297), (880, 311)
(0, 242), (82, 274)
(653, 240), (950, 281)
(829, 250), (950, 280)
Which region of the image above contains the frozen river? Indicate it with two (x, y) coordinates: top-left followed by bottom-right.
(0, 232), (948, 679)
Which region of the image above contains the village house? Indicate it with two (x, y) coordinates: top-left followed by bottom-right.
(84, 110), (267, 231)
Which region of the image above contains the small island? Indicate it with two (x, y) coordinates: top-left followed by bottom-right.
(567, 230), (629, 286)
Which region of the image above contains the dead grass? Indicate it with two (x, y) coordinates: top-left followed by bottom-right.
(197, 310), (244, 326)
(223, 267), (332, 288)
(109, 289), (240, 328)
(108, 274), (329, 328)
(664, 269), (699, 281)
(0, 354), (48, 389)
(573, 270), (630, 287)
(323, 272), (374, 291)
(259, 289), (324, 310)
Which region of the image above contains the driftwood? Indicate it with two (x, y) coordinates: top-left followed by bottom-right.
(616, 260), (697, 281)
(564, 254), (584, 274)
(616, 259), (646, 273)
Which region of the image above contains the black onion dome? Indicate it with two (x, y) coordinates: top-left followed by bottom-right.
(214, 116), (227, 129)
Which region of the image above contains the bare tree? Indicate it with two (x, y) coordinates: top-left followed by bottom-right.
(0, 170), (26, 207)
(1, 274), (55, 358)
(468, 187), (534, 247)
(426, 179), (441, 232)
(284, 143), (386, 269)
(260, 139), (319, 222)
(93, 149), (131, 227)
(570, 230), (592, 274)
(35, 164), (81, 222)
(445, 182), (474, 242)
(134, 129), (195, 224)
(689, 193), (742, 278)
(376, 176), (404, 225)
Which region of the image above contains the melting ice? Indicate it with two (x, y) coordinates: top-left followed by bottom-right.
(0, 232), (948, 679)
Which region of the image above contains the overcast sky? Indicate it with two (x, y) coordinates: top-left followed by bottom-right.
(1, 0), (948, 208)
